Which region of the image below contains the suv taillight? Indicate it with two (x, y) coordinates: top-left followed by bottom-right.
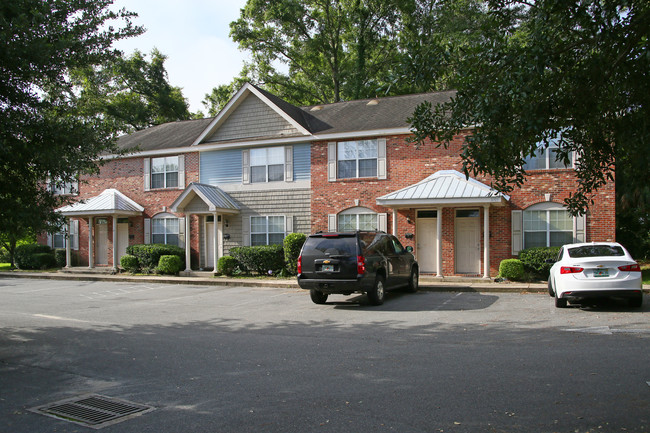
(297, 256), (302, 274)
(560, 266), (583, 274)
(618, 264), (641, 272)
(357, 255), (366, 275)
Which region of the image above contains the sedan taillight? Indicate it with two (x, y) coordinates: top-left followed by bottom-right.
(297, 255), (302, 274)
(618, 263), (641, 272)
(357, 255), (366, 274)
(560, 266), (584, 274)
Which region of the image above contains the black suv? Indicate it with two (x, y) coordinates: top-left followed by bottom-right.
(297, 231), (419, 305)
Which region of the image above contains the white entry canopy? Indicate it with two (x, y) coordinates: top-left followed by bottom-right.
(376, 170), (509, 208)
(57, 189), (144, 216)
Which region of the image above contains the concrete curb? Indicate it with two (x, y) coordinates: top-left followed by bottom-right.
(1, 271), (647, 294)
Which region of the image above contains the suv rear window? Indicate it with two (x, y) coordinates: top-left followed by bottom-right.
(302, 235), (356, 256)
(567, 245), (625, 258)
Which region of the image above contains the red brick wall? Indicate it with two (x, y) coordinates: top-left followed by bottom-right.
(311, 133), (616, 277)
(52, 153), (201, 267)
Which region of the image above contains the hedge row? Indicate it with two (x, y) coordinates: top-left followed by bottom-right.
(125, 244), (185, 273)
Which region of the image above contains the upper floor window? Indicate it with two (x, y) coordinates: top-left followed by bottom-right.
(337, 140), (378, 179)
(50, 177), (78, 195)
(250, 147), (284, 183)
(523, 136), (573, 170)
(523, 208), (573, 249)
(152, 214), (179, 245)
(151, 156), (179, 189)
(251, 215), (285, 246)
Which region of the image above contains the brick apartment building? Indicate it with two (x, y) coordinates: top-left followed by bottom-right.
(43, 83), (615, 277)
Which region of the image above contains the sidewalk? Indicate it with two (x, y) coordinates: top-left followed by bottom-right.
(0, 269), (555, 293)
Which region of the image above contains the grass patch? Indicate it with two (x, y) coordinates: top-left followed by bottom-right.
(0, 263), (12, 271)
(641, 261), (650, 285)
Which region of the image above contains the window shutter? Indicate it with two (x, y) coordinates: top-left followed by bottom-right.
(144, 218), (151, 244)
(284, 146), (293, 182)
(71, 220), (79, 250)
(242, 215), (250, 246)
(285, 215), (293, 234)
(144, 158), (151, 191)
(574, 213), (586, 242)
(47, 233), (53, 248)
(511, 210), (523, 255)
(327, 142), (337, 182)
(178, 217), (185, 247)
(378, 213), (388, 232)
(328, 214), (337, 232)
(377, 138), (387, 180)
(178, 155), (185, 189)
(242, 150), (250, 184)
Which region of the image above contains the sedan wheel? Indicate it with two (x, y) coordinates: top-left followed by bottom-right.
(547, 277), (555, 297)
(367, 276), (385, 306)
(555, 291), (567, 308)
(628, 294), (643, 308)
(406, 268), (419, 293)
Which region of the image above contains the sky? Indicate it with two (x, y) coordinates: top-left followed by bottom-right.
(111, 0), (250, 114)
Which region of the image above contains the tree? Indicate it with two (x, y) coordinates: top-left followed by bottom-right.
(408, 0), (650, 216)
(227, 0), (406, 105)
(73, 49), (192, 132)
(0, 0), (143, 266)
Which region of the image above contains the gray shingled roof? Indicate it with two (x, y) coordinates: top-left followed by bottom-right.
(116, 117), (214, 152)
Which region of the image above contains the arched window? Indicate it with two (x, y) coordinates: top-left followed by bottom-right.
(152, 213), (180, 245)
(337, 207), (378, 232)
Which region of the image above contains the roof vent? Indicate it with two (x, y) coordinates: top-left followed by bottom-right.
(367, 99), (379, 106)
(310, 105), (323, 111)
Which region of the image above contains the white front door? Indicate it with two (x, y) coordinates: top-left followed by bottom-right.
(117, 222), (129, 262)
(455, 210), (480, 274)
(206, 221), (214, 269)
(416, 216), (437, 273)
(95, 219), (108, 265)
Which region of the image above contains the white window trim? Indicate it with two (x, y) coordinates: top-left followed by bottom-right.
(151, 213), (181, 246)
(332, 207), (387, 232)
(250, 215), (286, 246)
(145, 155), (184, 190)
(328, 138), (386, 181)
(512, 202), (585, 254)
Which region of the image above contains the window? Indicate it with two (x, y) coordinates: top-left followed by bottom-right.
(152, 215), (179, 245)
(251, 216), (285, 246)
(338, 208), (378, 232)
(51, 230), (66, 249)
(50, 177), (78, 195)
(250, 147), (284, 183)
(337, 140), (378, 179)
(151, 156), (179, 189)
(523, 137), (573, 170)
(523, 209), (573, 249)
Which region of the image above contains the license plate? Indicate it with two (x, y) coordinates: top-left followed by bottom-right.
(593, 269), (609, 278)
(322, 264), (334, 272)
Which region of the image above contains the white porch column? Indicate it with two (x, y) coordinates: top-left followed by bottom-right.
(184, 213), (191, 272)
(483, 205), (490, 279)
(392, 209), (398, 235)
(436, 207), (443, 277)
(213, 212), (219, 272)
(88, 216), (94, 269)
(112, 216), (118, 271)
(65, 218), (71, 268)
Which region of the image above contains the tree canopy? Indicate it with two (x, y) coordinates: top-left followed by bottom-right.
(408, 0), (650, 216)
(0, 0), (143, 264)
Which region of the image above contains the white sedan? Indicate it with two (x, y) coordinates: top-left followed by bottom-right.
(548, 242), (643, 308)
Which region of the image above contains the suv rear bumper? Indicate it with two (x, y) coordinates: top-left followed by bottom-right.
(297, 276), (371, 294)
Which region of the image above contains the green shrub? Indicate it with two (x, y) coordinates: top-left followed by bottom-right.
(230, 244), (285, 275)
(33, 252), (57, 270)
(217, 255), (238, 276)
(157, 255), (183, 275)
(126, 244), (185, 272)
(499, 259), (525, 281)
(120, 254), (140, 272)
(0, 247), (9, 263)
(54, 249), (66, 268)
(15, 244), (54, 270)
(283, 233), (306, 275)
(518, 246), (561, 279)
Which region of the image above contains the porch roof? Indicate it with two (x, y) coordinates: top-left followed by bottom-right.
(57, 189), (144, 217)
(170, 182), (240, 213)
(376, 170), (510, 208)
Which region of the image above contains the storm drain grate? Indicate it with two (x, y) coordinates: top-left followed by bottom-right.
(30, 394), (154, 429)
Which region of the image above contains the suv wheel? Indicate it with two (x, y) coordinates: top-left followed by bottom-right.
(367, 275), (385, 306)
(406, 268), (419, 293)
(310, 289), (328, 304)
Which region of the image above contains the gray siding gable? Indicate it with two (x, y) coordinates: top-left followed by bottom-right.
(207, 94), (303, 142)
